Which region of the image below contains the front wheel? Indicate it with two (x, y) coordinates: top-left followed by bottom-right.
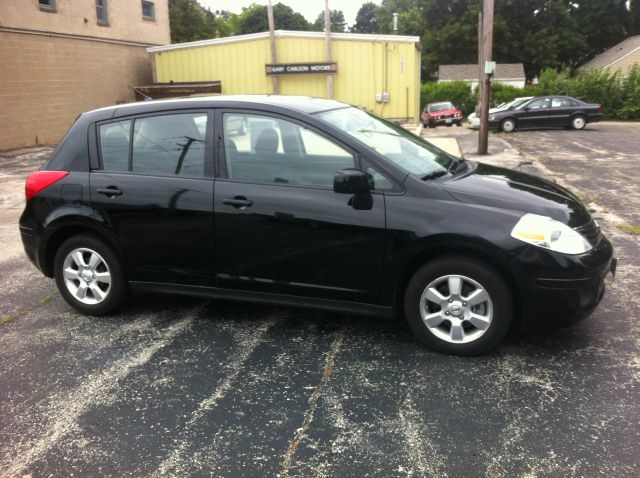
(571, 115), (586, 130)
(404, 257), (513, 356)
(54, 234), (129, 315)
(501, 118), (516, 133)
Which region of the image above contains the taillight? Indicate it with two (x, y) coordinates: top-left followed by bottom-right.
(597, 104), (603, 113)
(25, 171), (69, 200)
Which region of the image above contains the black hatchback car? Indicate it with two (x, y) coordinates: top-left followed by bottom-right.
(489, 95), (602, 132)
(20, 96), (615, 355)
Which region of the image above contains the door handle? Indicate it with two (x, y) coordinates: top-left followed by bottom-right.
(223, 196), (253, 208)
(97, 187), (123, 197)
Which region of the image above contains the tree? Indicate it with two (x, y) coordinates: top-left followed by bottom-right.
(351, 2), (380, 33)
(572, 0), (631, 61)
(169, 0), (216, 43)
(237, 3), (310, 35)
(312, 10), (347, 32)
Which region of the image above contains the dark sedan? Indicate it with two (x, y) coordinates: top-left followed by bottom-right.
(489, 96), (603, 132)
(19, 95), (615, 355)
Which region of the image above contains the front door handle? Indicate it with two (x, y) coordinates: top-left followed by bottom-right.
(97, 187), (123, 197)
(223, 196), (253, 209)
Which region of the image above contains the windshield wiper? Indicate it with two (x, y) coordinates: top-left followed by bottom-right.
(421, 170), (448, 181)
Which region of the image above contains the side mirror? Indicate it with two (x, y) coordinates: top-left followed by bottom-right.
(524, 107), (531, 111)
(333, 169), (370, 195)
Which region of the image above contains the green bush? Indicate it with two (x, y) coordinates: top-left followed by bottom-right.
(420, 65), (640, 121)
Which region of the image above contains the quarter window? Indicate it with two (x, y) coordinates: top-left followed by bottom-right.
(223, 113), (354, 188)
(38, 0), (56, 12)
(99, 120), (131, 173)
(99, 113), (208, 177)
(142, 0), (155, 20)
(96, 0), (108, 25)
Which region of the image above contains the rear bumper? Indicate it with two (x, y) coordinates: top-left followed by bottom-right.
(19, 223), (43, 271)
(512, 236), (615, 333)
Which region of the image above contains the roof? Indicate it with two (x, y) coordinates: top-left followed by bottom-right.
(438, 63), (525, 81)
(147, 30), (421, 54)
(579, 35), (640, 70)
(84, 95), (351, 121)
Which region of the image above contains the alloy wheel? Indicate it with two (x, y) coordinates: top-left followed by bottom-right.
(420, 274), (493, 344)
(62, 248), (112, 305)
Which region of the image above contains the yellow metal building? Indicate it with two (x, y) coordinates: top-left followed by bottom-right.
(147, 30), (421, 123)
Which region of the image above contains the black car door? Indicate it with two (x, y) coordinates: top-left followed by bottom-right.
(212, 110), (387, 304)
(517, 97), (551, 128)
(549, 97), (574, 126)
(90, 110), (215, 286)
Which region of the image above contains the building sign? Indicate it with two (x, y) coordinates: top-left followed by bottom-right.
(265, 62), (338, 76)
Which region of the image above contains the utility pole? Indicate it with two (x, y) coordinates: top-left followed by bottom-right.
(324, 0), (333, 99)
(477, 0), (494, 155)
(477, 12), (483, 115)
(267, 0), (278, 94)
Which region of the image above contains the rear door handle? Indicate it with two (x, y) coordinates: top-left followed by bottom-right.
(97, 187), (123, 197)
(223, 196), (253, 208)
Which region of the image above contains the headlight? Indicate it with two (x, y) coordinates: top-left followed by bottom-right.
(489, 115), (496, 121)
(510, 213), (592, 254)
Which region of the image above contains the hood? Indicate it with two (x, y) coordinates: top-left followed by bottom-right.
(442, 162), (590, 227)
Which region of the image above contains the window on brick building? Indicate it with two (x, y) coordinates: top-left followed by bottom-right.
(96, 0), (109, 25)
(142, 1), (155, 20)
(38, 0), (56, 12)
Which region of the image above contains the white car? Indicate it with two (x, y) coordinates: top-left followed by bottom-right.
(467, 97), (534, 129)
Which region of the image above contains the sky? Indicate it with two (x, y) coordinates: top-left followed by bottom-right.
(197, 0), (382, 27)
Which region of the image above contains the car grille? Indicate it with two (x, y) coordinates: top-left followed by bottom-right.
(576, 219), (602, 246)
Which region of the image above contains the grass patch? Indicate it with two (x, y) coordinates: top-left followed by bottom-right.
(41, 292), (56, 305)
(1, 314), (16, 325)
(578, 193), (601, 203)
(617, 223), (640, 235)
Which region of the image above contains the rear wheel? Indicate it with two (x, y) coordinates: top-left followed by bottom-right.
(571, 115), (586, 130)
(501, 118), (516, 133)
(54, 234), (129, 315)
(404, 257), (513, 356)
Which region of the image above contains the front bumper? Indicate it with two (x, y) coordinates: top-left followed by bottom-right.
(512, 235), (615, 333)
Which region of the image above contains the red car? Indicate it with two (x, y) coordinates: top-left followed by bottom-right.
(421, 101), (463, 128)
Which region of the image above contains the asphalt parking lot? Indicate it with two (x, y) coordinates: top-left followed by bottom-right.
(1, 123), (639, 477)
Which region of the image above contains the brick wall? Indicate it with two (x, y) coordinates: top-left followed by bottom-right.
(0, 0), (170, 46)
(0, 31), (152, 150)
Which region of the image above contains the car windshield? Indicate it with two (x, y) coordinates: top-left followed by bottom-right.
(428, 102), (454, 112)
(317, 107), (455, 178)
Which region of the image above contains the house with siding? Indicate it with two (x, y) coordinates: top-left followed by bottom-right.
(578, 36), (640, 75)
(438, 63), (526, 89)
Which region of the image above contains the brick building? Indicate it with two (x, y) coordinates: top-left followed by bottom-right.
(0, 0), (170, 150)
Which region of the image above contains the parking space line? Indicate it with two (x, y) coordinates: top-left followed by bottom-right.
(1, 306), (202, 478)
(279, 324), (346, 477)
(152, 317), (279, 477)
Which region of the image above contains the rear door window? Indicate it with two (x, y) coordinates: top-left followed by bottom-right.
(98, 112), (209, 177)
(99, 120), (131, 172)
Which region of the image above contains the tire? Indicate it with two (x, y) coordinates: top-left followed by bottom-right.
(571, 115), (586, 130)
(54, 234), (129, 315)
(404, 256), (513, 356)
(501, 118), (516, 133)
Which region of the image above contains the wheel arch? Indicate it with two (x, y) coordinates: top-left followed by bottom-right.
(391, 242), (522, 333)
(41, 218), (126, 278)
